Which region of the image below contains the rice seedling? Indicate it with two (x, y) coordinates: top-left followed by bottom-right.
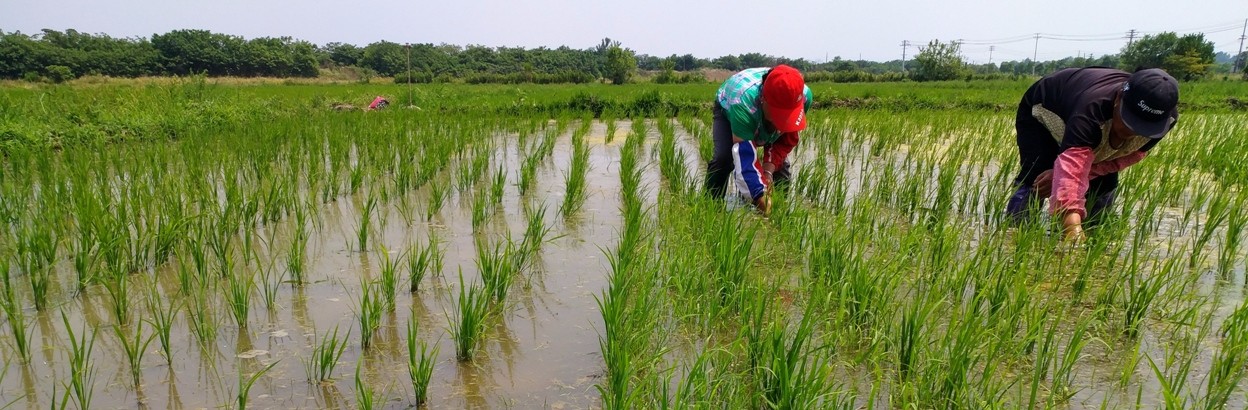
(113, 320), (155, 387)
(489, 166), (507, 207)
(518, 152), (541, 196)
(61, 311), (97, 410)
(304, 326), (350, 383)
(253, 252), (283, 311)
(471, 189), (492, 231)
(223, 258), (254, 328)
(561, 130), (590, 217)
(70, 233), (98, 292)
(1201, 300), (1248, 409)
(187, 286), (219, 347)
(102, 268), (132, 325)
(425, 179), (449, 221)
(406, 315), (438, 406)
(357, 193), (378, 251)
(356, 279), (385, 350)
(236, 361), (279, 410)
(0, 286), (32, 364)
(376, 245), (402, 311)
(1122, 256), (1169, 340)
(353, 363), (384, 410)
(407, 241), (433, 293)
(448, 271), (491, 361)
(520, 204), (553, 255)
(286, 216), (310, 286)
(475, 236), (519, 304)
(144, 284), (181, 365)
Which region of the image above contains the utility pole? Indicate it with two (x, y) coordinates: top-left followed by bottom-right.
(1126, 29), (1137, 47)
(404, 43), (413, 107)
(1235, 19), (1247, 74)
(901, 40), (910, 72)
(989, 45), (995, 65)
(1032, 33), (1040, 76)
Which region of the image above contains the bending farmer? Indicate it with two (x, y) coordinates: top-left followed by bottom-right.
(705, 64), (812, 215)
(1006, 67), (1179, 241)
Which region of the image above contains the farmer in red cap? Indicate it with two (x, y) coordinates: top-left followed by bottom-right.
(1006, 67), (1179, 242)
(705, 64), (812, 215)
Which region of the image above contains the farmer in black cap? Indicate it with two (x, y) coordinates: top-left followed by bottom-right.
(1005, 67), (1179, 242)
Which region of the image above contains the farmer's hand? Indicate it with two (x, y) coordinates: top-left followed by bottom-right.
(754, 193), (772, 217)
(1033, 169), (1054, 198)
(1061, 211), (1085, 244)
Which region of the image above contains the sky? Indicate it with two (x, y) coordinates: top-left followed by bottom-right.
(2, 0), (1246, 64)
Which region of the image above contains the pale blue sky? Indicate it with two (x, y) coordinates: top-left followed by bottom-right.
(2, 0), (1246, 63)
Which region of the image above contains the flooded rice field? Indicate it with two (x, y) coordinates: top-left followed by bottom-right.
(2, 109), (1248, 409)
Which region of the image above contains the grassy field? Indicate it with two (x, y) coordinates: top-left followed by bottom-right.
(0, 79), (1247, 408)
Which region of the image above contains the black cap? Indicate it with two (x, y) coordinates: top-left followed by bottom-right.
(1119, 68), (1178, 139)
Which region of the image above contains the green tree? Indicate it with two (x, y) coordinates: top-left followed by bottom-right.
(604, 45), (636, 84)
(911, 40), (966, 81)
(1119, 32), (1214, 81)
(361, 41), (406, 76)
(711, 55), (741, 71)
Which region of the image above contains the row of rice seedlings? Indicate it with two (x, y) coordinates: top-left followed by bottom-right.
(655, 117), (692, 196)
(675, 113), (712, 163)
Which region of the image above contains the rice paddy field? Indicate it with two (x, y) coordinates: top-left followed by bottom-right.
(1, 78), (1248, 409)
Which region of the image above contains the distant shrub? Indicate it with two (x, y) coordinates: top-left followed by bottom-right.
(45, 66), (75, 83)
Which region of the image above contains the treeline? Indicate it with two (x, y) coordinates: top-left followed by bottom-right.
(1, 28), (1242, 84)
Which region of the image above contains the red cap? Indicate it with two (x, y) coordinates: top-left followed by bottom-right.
(762, 64), (807, 133)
